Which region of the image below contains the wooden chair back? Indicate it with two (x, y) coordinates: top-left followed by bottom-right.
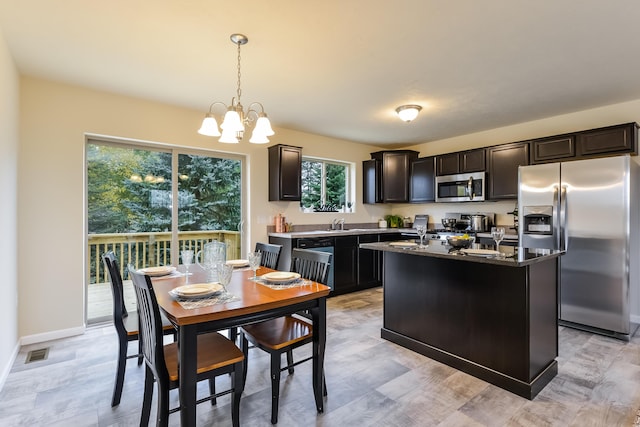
(127, 265), (170, 386)
(255, 242), (282, 269)
(102, 251), (129, 330)
(290, 248), (332, 285)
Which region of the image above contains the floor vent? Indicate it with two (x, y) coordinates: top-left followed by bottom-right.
(25, 348), (49, 363)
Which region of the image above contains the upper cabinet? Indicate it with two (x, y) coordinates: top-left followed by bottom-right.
(362, 159), (380, 204)
(410, 156), (436, 203)
(436, 148), (485, 176)
(531, 135), (575, 164)
(362, 122), (637, 204)
(363, 150), (418, 204)
(531, 123), (638, 164)
(268, 144), (302, 201)
(576, 123), (637, 157)
(487, 142), (529, 200)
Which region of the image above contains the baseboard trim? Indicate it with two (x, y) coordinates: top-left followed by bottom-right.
(20, 325), (85, 346)
(0, 341), (20, 393)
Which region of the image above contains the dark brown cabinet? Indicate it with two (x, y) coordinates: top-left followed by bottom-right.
(357, 234), (380, 288)
(363, 150), (418, 204)
(410, 156), (435, 203)
(576, 123), (637, 157)
(531, 123), (638, 164)
(268, 144), (302, 201)
(487, 142), (529, 200)
(362, 159), (380, 204)
(531, 135), (575, 164)
(436, 148), (485, 176)
(334, 236), (358, 294)
(436, 153), (460, 176)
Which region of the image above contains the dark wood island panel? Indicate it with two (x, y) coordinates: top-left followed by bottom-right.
(380, 250), (559, 399)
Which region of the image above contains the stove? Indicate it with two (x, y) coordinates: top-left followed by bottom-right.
(400, 228), (467, 241)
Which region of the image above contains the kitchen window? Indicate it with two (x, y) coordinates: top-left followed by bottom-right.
(301, 157), (354, 212)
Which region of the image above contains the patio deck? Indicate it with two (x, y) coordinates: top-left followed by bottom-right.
(87, 281), (136, 324)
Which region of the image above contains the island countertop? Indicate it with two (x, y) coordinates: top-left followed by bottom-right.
(359, 240), (563, 267)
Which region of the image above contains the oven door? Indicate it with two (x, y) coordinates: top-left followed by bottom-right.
(435, 172), (485, 202)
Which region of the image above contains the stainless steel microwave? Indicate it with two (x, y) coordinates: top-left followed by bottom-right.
(435, 171), (486, 202)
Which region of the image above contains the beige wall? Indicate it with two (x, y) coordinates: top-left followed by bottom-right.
(14, 73), (640, 346)
(0, 30), (19, 384)
(17, 77), (387, 340)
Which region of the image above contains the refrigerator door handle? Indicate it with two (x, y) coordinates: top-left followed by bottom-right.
(559, 185), (568, 251)
(552, 184), (560, 249)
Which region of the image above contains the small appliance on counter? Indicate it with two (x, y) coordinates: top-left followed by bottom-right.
(442, 212), (495, 233)
(413, 214), (428, 229)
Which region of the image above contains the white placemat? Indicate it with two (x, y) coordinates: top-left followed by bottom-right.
(171, 292), (239, 309)
(255, 277), (312, 290)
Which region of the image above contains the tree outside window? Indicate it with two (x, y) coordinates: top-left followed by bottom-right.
(301, 158), (351, 211)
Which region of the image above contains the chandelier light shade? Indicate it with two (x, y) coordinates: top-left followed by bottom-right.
(198, 33), (274, 144)
(395, 104), (422, 122)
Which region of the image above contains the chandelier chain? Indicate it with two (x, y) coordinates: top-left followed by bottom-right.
(236, 41), (242, 104)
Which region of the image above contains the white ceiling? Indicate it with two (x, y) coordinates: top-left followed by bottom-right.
(2, 1), (640, 147)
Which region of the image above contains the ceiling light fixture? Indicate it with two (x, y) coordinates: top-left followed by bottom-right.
(395, 104), (422, 122)
(198, 33), (274, 144)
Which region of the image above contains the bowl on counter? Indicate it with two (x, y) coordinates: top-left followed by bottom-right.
(446, 235), (474, 249)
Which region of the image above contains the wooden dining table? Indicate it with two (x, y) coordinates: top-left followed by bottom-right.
(151, 264), (331, 427)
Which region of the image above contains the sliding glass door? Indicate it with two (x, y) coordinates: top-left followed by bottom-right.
(86, 138), (243, 324)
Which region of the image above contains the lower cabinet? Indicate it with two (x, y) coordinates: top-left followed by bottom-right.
(333, 236), (358, 295)
(271, 232), (411, 297)
(357, 234), (380, 288)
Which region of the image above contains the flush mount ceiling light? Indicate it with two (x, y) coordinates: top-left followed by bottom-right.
(198, 33), (274, 144)
(395, 104), (422, 122)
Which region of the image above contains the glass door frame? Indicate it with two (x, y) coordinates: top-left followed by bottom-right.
(84, 134), (247, 325)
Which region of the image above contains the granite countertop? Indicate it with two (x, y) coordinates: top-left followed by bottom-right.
(268, 228), (416, 238)
(476, 231), (519, 241)
(269, 228), (519, 239)
(359, 240), (563, 267)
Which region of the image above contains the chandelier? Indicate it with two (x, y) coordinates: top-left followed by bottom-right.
(198, 33), (274, 143)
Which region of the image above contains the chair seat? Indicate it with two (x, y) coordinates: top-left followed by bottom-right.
(242, 316), (312, 351)
(164, 333), (244, 382)
(122, 311), (175, 338)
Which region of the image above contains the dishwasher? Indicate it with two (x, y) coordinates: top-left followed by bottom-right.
(296, 238), (335, 290)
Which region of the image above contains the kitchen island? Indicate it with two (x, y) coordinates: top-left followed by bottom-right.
(359, 240), (563, 399)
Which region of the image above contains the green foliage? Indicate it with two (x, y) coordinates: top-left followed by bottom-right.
(301, 160), (322, 208)
(87, 144), (242, 234)
(325, 163), (346, 206)
(301, 159), (347, 209)
(384, 214), (404, 228)
(177, 154), (241, 231)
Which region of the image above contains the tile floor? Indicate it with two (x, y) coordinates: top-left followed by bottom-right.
(2, 287), (640, 426)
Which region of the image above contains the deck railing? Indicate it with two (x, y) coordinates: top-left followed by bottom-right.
(88, 230), (241, 284)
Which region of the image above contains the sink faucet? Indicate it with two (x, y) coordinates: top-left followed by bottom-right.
(331, 218), (345, 230)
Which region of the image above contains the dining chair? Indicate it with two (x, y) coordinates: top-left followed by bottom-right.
(255, 242), (282, 269)
(101, 251), (177, 407)
(240, 248), (330, 424)
(128, 265), (245, 427)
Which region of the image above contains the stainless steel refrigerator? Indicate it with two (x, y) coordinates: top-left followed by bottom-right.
(518, 155), (639, 339)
